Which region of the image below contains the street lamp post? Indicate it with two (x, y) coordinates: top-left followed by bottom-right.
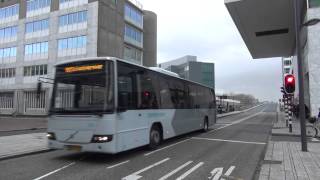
(294, 0), (320, 152)
(294, 0), (308, 152)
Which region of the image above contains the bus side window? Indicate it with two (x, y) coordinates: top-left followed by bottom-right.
(117, 62), (138, 110)
(211, 89), (216, 109)
(189, 84), (198, 109)
(137, 70), (159, 109)
(159, 76), (174, 109)
(118, 76), (134, 109)
(169, 79), (186, 109)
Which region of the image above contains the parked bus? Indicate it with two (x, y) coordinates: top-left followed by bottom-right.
(45, 57), (216, 154)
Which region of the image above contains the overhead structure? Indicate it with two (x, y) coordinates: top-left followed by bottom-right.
(225, 0), (297, 59)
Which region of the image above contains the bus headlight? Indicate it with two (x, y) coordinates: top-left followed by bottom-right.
(47, 132), (56, 140)
(91, 135), (113, 143)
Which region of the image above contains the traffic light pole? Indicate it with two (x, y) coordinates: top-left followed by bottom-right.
(294, 0), (308, 152)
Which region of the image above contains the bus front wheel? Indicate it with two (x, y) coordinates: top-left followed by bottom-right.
(148, 125), (162, 149)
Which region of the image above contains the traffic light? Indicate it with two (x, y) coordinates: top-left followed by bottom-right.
(284, 74), (295, 94)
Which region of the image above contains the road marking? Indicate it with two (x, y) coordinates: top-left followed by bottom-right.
(158, 161), (193, 180)
(191, 137), (266, 145)
(32, 162), (76, 180)
(145, 109), (264, 157)
(122, 158), (170, 180)
(144, 139), (190, 156)
(107, 160), (130, 169)
(209, 110), (264, 133)
(209, 166), (236, 180)
(176, 162), (204, 180)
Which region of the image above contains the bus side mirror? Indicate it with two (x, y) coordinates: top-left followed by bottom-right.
(36, 82), (42, 98)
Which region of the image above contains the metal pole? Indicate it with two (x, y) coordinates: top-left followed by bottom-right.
(294, 0), (308, 152)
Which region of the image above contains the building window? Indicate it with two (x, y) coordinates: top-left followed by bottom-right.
(59, 11), (87, 27)
(125, 3), (143, 27)
(0, 26), (18, 39)
(27, 0), (51, 17)
(58, 36), (86, 50)
(125, 24), (143, 42)
(0, 68), (16, 78)
(309, 0), (320, 8)
(23, 65), (47, 77)
(24, 90), (46, 110)
(25, 42), (49, 55)
(284, 60), (292, 66)
(27, 0), (51, 12)
(124, 45), (142, 64)
(59, 0), (89, 10)
(57, 35), (87, 57)
(26, 19), (49, 33)
(124, 24), (143, 47)
(0, 47), (17, 63)
(0, 4), (19, 22)
(0, 92), (14, 109)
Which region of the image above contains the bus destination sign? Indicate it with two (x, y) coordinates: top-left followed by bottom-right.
(64, 64), (104, 73)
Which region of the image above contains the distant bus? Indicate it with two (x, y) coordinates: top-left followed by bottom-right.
(46, 57), (216, 154)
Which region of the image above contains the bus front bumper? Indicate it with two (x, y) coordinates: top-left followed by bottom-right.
(48, 140), (117, 154)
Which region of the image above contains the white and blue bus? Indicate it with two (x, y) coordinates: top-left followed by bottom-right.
(46, 57), (216, 154)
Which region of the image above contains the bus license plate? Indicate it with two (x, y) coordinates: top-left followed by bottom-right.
(65, 145), (82, 152)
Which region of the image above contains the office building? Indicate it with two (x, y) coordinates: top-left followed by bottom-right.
(225, 0), (320, 117)
(159, 55), (215, 88)
(0, 0), (157, 115)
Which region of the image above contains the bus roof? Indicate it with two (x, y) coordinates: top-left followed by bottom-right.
(55, 57), (215, 91)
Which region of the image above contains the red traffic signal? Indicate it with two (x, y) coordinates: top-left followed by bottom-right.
(284, 74), (295, 94)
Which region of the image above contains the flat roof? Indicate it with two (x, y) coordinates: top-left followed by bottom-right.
(225, 0), (297, 59)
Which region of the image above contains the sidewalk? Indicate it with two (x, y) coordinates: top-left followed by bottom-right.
(272, 112), (301, 137)
(0, 116), (47, 132)
(258, 111), (320, 180)
(0, 133), (48, 160)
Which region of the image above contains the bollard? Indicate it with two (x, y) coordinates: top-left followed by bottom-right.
(289, 114), (293, 133)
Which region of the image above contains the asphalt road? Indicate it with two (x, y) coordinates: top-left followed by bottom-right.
(0, 104), (276, 180)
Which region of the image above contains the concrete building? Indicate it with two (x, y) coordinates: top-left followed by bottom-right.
(0, 0), (157, 115)
(282, 57), (293, 77)
(159, 55), (215, 88)
(225, 0), (320, 117)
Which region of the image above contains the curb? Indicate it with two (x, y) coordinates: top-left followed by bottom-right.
(271, 133), (301, 137)
(0, 128), (47, 133)
(217, 103), (264, 119)
(0, 149), (54, 161)
(253, 134), (271, 180)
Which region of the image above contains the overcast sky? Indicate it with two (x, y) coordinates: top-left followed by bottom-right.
(139, 0), (282, 102)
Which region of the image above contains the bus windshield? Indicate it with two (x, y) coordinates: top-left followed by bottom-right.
(51, 61), (114, 114)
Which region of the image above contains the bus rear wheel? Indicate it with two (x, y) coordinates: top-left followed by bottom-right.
(148, 125), (162, 149)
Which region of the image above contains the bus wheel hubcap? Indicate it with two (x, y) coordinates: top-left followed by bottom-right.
(152, 131), (160, 143)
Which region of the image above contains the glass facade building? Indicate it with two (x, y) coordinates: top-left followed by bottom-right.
(0, 0), (156, 115)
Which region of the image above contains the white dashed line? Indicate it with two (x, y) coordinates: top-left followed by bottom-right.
(144, 139), (191, 156)
(209, 110), (264, 133)
(158, 161), (193, 180)
(191, 137), (266, 145)
(176, 162), (204, 180)
(32, 162), (76, 180)
(107, 160), (130, 169)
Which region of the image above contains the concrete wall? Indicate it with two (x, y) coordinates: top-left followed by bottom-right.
(306, 7), (320, 117)
(97, 0), (124, 58)
(143, 10), (157, 67)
